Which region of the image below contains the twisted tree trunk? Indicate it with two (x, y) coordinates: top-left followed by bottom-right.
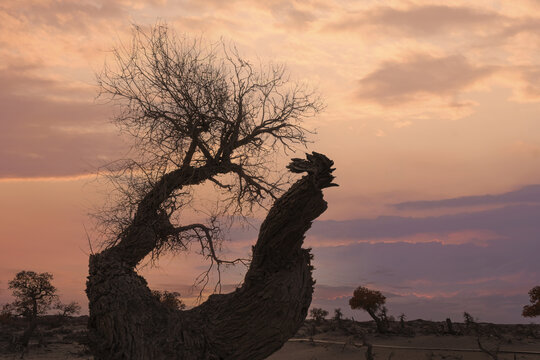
(20, 300), (38, 348)
(86, 152), (336, 359)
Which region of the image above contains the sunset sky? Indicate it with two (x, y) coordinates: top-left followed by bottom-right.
(1, 0), (540, 324)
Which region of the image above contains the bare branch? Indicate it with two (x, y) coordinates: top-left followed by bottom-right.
(92, 23), (322, 290)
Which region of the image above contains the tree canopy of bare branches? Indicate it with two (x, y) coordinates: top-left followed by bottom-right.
(94, 23), (322, 270)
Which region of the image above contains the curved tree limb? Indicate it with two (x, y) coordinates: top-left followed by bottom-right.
(86, 152), (336, 359)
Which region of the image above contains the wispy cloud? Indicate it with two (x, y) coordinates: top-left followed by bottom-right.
(393, 184), (540, 210)
(310, 203), (540, 241)
(356, 54), (495, 106)
(0, 0), (126, 32)
(0, 63), (126, 178)
(514, 65), (540, 101)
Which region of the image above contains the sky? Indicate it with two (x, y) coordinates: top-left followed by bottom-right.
(1, 0), (539, 324)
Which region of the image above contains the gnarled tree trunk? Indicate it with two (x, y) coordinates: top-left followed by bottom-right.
(86, 152), (336, 359)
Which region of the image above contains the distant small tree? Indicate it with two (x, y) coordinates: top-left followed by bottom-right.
(349, 286), (388, 333)
(7, 271), (58, 347)
(54, 301), (82, 318)
(379, 305), (390, 323)
(310, 308), (328, 323)
(151, 290), (186, 310)
(446, 318), (455, 335)
(333, 308), (343, 321)
(398, 313), (406, 329)
(522, 286), (540, 317)
(463, 311), (479, 333)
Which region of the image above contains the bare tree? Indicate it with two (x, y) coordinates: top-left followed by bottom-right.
(86, 23), (334, 359)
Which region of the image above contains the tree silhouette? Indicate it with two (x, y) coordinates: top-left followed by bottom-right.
(333, 308), (343, 322)
(86, 23), (334, 359)
(522, 286), (540, 317)
(151, 290), (186, 310)
(54, 301), (82, 318)
(310, 308), (328, 323)
(349, 286), (388, 333)
(7, 271), (57, 347)
(398, 313), (406, 330)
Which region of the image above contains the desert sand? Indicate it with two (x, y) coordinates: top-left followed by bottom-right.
(1, 316), (539, 359)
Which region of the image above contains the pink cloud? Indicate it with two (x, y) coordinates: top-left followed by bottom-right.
(356, 54), (495, 106)
(307, 229), (502, 247)
(0, 62), (127, 178)
(312, 285), (355, 301)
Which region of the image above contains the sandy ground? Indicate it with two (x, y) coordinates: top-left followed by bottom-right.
(1, 317), (539, 359)
(1, 336), (539, 360)
(0, 343), (91, 360)
(268, 336), (540, 360)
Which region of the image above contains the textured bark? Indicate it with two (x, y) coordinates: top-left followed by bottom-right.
(86, 152), (336, 359)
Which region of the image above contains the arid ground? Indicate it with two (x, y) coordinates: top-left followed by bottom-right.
(1, 316), (539, 359)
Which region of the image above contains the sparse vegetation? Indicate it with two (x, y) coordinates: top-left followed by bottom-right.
(1, 315), (539, 358)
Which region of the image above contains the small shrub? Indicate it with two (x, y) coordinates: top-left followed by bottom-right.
(152, 290), (186, 310)
(463, 311), (479, 334)
(309, 308), (328, 323)
(398, 313), (406, 329)
(333, 308), (343, 321)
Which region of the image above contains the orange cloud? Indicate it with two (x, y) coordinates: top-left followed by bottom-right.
(325, 5), (503, 35)
(0, 0), (125, 31)
(515, 66), (540, 100)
